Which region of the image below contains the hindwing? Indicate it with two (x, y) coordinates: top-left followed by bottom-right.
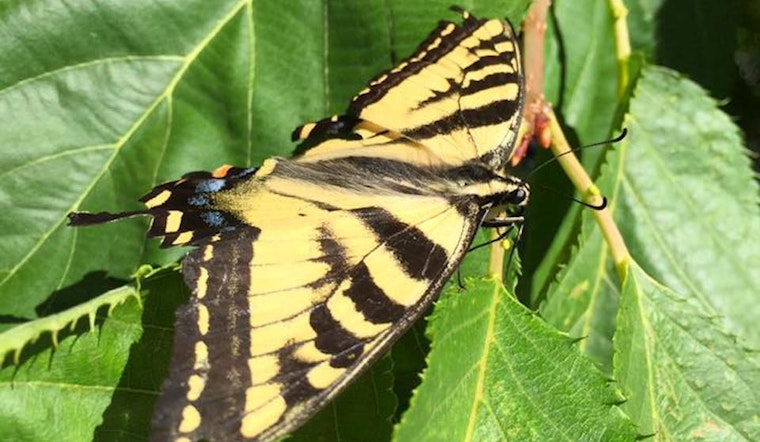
(144, 161), (487, 441)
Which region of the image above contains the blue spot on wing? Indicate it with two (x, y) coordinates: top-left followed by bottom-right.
(201, 211), (227, 227)
(196, 179), (226, 193)
(188, 195), (209, 207)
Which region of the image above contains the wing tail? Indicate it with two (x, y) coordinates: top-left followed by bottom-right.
(68, 165), (258, 248)
(67, 210), (147, 226)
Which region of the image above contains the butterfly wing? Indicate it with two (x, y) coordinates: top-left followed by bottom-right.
(145, 162), (485, 441)
(293, 11), (523, 169)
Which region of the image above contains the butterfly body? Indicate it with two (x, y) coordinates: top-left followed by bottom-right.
(69, 9), (525, 442)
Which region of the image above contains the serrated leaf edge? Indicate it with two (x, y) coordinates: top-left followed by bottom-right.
(0, 284), (139, 365)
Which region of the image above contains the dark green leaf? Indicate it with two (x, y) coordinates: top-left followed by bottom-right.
(654, 0), (740, 98)
(542, 63), (760, 367)
(0, 293), (144, 441)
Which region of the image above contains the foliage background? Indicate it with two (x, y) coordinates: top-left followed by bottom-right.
(0, 0), (758, 441)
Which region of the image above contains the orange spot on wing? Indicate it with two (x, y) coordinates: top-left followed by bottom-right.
(212, 164), (234, 178)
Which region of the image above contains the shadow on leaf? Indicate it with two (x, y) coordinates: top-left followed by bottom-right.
(36, 271), (127, 317)
(95, 269), (188, 442)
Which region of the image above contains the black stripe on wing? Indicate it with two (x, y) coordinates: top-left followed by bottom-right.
(251, 199), (484, 442)
(351, 206), (450, 281)
(150, 227), (260, 442)
(347, 11), (488, 113)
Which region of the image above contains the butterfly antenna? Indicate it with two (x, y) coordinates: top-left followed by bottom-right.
(526, 128), (627, 180)
(534, 184), (608, 210)
(520, 129), (624, 211)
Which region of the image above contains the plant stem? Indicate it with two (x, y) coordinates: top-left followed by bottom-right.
(497, 0), (632, 282)
(523, 0), (551, 111)
(517, 0), (553, 157)
(608, 0), (632, 96)
(546, 108), (630, 278)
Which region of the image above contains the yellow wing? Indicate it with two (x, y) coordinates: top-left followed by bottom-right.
(293, 9), (523, 170)
(142, 160), (488, 442)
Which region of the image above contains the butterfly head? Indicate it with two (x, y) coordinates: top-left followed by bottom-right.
(494, 176), (530, 217)
(443, 163), (529, 211)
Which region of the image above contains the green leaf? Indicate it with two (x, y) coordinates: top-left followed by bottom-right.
(543, 0), (619, 148)
(616, 262), (760, 441)
(624, 0), (665, 57)
(618, 66), (760, 347)
(0, 0), (258, 318)
(0, 284), (139, 363)
(0, 294), (144, 441)
(0, 268), (187, 441)
(394, 277), (638, 441)
(542, 63), (760, 372)
(539, 224), (620, 372)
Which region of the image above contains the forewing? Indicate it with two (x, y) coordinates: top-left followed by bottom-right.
(149, 185), (483, 442)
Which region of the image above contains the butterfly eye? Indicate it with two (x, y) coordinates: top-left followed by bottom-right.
(510, 187), (528, 205)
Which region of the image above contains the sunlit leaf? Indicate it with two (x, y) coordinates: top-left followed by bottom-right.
(395, 278), (638, 441)
(616, 263), (760, 441)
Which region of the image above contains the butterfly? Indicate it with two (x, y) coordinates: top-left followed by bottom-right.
(69, 8), (526, 442)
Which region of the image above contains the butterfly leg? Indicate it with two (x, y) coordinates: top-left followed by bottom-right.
(481, 216), (524, 228)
